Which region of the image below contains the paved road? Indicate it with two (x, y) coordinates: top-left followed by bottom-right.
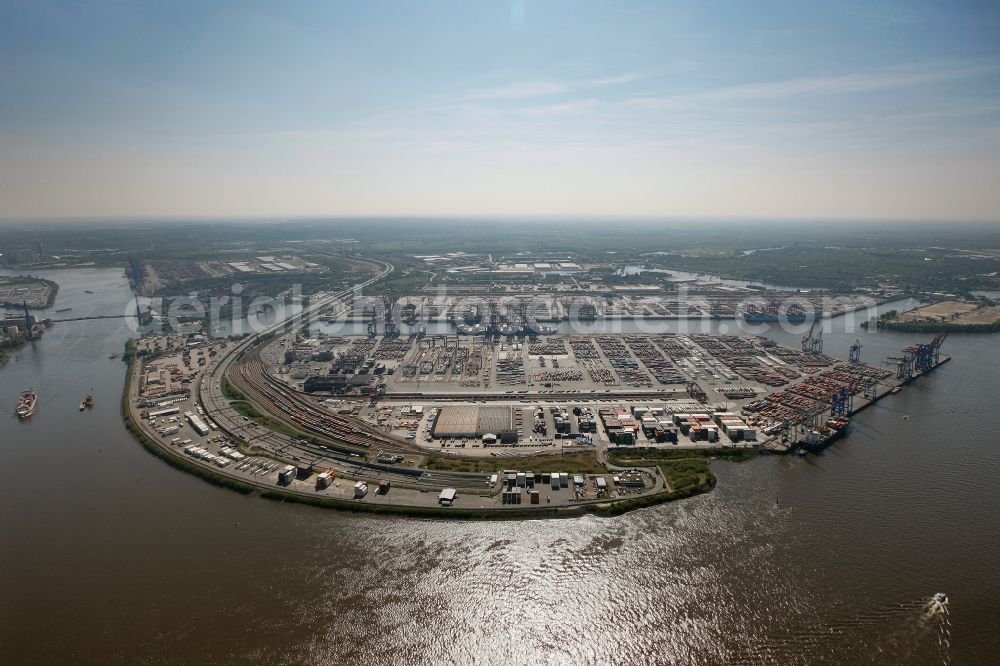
(194, 257), (489, 489)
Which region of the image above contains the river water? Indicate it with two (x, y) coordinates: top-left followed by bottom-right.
(2, 268), (998, 665)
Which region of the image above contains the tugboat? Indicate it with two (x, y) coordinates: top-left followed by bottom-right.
(16, 389), (37, 419)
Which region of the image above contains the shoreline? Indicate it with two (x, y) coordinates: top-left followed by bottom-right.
(118, 260), (720, 519)
(115, 267), (933, 520)
(120, 342), (720, 519)
(0, 275), (60, 310)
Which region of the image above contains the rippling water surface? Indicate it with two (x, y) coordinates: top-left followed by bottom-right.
(1, 268), (997, 664)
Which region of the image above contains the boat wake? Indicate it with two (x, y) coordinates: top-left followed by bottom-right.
(922, 593), (952, 665)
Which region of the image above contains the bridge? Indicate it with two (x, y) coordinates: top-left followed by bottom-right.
(46, 314), (139, 323)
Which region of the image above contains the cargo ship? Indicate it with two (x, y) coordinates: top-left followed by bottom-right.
(740, 302), (815, 323)
(524, 318), (558, 336)
(16, 389), (37, 419)
(800, 418), (850, 453)
(462, 306), (482, 325)
(741, 312), (813, 323)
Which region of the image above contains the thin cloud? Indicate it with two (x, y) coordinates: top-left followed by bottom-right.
(466, 73), (638, 100)
(514, 99), (601, 117)
(621, 62), (1000, 109)
(468, 81), (568, 100)
(586, 73), (641, 86)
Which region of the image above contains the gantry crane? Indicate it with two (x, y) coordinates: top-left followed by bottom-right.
(382, 296), (399, 338)
(831, 386), (853, 418)
(801, 320), (824, 355)
(849, 338), (862, 364)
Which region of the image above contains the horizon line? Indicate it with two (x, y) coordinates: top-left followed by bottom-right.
(2, 213), (999, 226)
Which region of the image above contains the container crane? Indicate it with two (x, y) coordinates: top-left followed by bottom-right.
(831, 386), (853, 418)
(885, 355), (912, 380)
(801, 320), (823, 354)
(801, 320), (815, 353)
(366, 305), (377, 338)
(910, 333), (948, 373)
(849, 339), (862, 364)
(382, 296), (398, 338)
(863, 374), (880, 400)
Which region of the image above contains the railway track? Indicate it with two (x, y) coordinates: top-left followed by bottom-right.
(214, 353), (489, 488)
(193, 255), (489, 489)
(228, 354), (420, 454)
(211, 358), (487, 488)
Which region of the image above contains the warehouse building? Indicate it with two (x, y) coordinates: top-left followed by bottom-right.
(431, 405), (517, 443)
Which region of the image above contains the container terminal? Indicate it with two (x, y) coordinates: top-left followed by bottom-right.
(123, 278), (950, 516)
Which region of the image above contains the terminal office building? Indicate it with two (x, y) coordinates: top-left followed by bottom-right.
(303, 374), (372, 394)
(431, 405), (517, 443)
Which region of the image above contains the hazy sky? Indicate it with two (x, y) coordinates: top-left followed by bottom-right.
(2, 1), (999, 220)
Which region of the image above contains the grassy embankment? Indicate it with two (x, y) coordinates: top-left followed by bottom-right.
(608, 448), (756, 493)
(879, 319), (1000, 333)
(228, 399), (317, 441)
(871, 308), (1000, 333)
(424, 450), (607, 475)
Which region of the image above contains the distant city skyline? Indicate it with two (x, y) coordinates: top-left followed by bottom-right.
(2, 1), (999, 221)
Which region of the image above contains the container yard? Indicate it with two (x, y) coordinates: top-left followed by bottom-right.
(256, 330), (949, 456)
(124, 307), (950, 517)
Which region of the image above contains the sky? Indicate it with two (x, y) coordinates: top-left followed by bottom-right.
(1, 0), (999, 221)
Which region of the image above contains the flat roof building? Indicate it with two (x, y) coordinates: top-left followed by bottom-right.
(432, 405), (516, 443)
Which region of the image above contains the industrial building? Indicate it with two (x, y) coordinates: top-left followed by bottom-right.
(431, 405), (517, 443)
(303, 373), (372, 393)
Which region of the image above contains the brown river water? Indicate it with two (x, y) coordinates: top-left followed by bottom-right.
(1, 267), (998, 665)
